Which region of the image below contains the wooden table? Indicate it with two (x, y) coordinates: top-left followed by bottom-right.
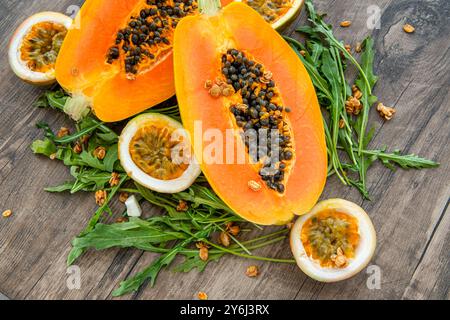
(0, 0), (448, 300)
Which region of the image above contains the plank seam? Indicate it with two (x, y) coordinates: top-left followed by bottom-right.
(402, 196), (450, 299)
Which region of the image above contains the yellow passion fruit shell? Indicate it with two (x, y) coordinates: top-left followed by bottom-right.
(8, 12), (72, 86)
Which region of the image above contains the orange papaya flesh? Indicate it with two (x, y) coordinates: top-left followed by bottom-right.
(174, 2), (327, 225)
(56, 0), (200, 122)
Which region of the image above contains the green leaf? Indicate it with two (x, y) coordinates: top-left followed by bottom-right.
(112, 227), (211, 296)
(71, 218), (187, 251)
(67, 174), (128, 265)
(355, 37), (379, 147)
(362, 149), (439, 170)
(45, 182), (74, 193)
(173, 252), (223, 273)
(78, 151), (109, 171)
(31, 139), (56, 157)
(103, 145), (118, 172)
(97, 132), (119, 144)
(46, 90), (69, 111)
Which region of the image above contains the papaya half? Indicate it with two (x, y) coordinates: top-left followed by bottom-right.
(56, 0), (201, 122)
(174, 0), (327, 225)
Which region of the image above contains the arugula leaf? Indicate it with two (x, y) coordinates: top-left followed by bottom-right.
(172, 251), (223, 273)
(355, 37), (379, 148)
(34, 89), (68, 111)
(31, 139), (56, 157)
(96, 132), (119, 144)
(71, 218), (187, 251)
(45, 182), (75, 193)
(103, 145), (118, 172)
(362, 149), (439, 170)
(67, 174), (129, 265)
(112, 228), (211, 296)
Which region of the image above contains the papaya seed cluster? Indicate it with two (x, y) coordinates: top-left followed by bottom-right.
(107, 0), (198, 74)
(221, 49), (294, 194)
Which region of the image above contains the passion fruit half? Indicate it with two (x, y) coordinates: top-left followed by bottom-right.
(8, 12), (72, 86)
(290, 199), (377, 282)
(119, 113), (201, 193)
(235, 0), (304, 30)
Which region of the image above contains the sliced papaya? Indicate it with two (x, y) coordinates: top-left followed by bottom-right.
(174, 0), (327, 225)
(56, 0), (199, 122)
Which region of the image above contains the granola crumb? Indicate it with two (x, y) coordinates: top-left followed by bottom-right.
(199, 247), (209, 261)
(403, 24), (415, 33)
(56, 127), (70, 138)
(299, 50), (306, 57)
(340, 20), (352, 27)
(344, 44), (352, 54)
(118, 192), (129, 203)
(355, 42), (362, 53)
(94, 146), (106, 160)
(116, 216), (129, 223)
(198, 292), (208, 300)
(109, 172), (120, 187)
(246, 265), (260, 277)
(219, 231), (231, 247)
(331, 247), (348, 268)
(95, 190), (107, 206)
(221, 85), (233, 97)
(195, 241), (210, 249)
(339, 118), (345, 129)
(204, 79), (213, 89)
(209, 84), (222, 98)
(377, 102), (396, 120)
(226, 223), (241, 236)
(80, 135), (90, 145)
(2, 210), (12, 218)
(73, 142), (82, 154)
(176, 200), (189, 212)
(352, 85), (363, 100)
(345, 96), (362, 115)
(248, 180), (262, 192)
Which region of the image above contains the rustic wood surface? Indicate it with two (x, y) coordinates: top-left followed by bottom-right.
(0, 0), (449, 300)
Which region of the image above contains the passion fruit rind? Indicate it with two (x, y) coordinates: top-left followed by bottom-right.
(119, 113), (201, 193)
(8, 12), (72, 85)
(290, 199), (376, 282)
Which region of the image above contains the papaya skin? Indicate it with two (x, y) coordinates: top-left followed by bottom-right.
(174, 2), (327, 225)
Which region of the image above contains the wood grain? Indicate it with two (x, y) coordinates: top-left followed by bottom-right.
(0, 0), (448, 300)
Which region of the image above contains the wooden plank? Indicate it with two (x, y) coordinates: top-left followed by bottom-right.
(295, 0), (450, 299)
(0, 0), (448, 300)
(402, 200), (450, 300)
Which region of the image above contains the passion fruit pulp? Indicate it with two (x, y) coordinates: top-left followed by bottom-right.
(290, 199), (376, 282)
(119, 113), (201, 193)
(8, 12), (72, 86)
(234, 0), (304, 30)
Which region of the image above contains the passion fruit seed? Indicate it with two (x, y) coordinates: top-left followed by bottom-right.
(244, 0), (293, 24)
(302, 211), (360, 268)
(129, 124), (189, 180)
(20, 21), (67, 73)
(220, 49), (293, 193)
(107, 0), (198, 74)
